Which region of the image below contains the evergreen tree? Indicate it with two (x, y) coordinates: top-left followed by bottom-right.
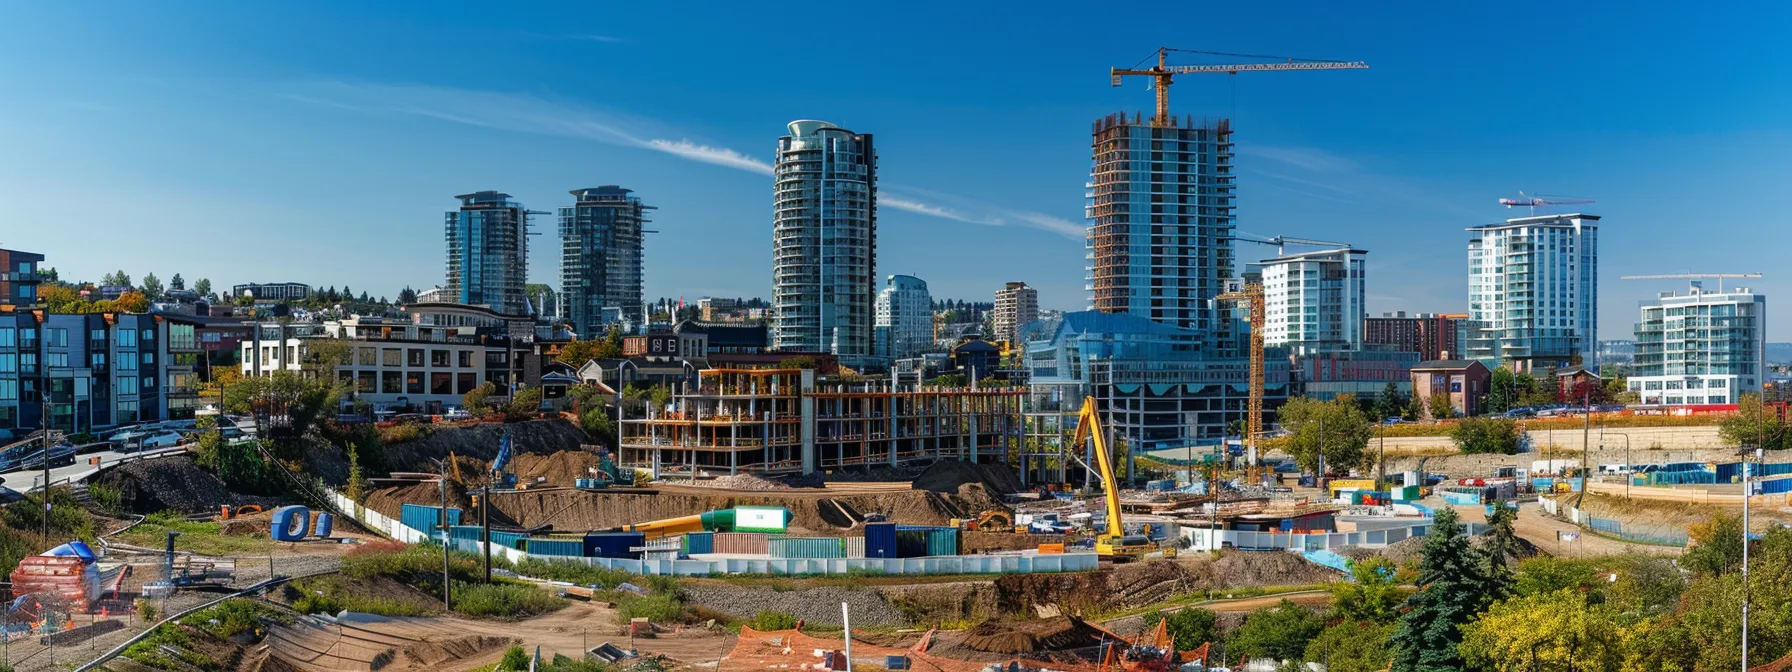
(1480, 503), (1519, 598)
(169, 273), (185, 291)
(397, 286), (418, 304)
(1375, 381), (1404, 420)
(1389, 508), (1493, 671)
(140, 272), (165, 300)
(194, 278), (212, 297)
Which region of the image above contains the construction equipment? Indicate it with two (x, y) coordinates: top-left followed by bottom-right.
(1070, 397), (1153, 562)
(1215, 281), (1266, 473)
(490, 435), (517, 490)
(1111, 48), (1369, 127)
(1622, 273), (1763, 293)
(615, 506), (793, 540)
(1498, 191), (1595, 214)
(951, 510), (1014, 532)
(1236, 233), (1353, 257)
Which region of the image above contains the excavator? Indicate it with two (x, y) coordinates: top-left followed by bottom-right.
(1071, 396), (1155, 562)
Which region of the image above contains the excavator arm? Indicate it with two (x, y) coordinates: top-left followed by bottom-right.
(1077, 398), (1127, 542)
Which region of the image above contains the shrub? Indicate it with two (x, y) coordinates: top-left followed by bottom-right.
(617, 593), (685, 623)
(500, 646), (531, 671)
(378, 422), (433, 444)
(89, 483), (124, 515)
(747, 611), (799, 631)
(453, 581), (565, 619)
(1452, 417), (1522, 455)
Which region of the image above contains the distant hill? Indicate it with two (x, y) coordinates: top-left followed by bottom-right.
(1771, 342), (1792, 365)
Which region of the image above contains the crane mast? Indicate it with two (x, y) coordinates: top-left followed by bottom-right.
(1216, 283), (1266, 470)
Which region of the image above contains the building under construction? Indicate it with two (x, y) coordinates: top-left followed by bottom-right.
(618, 368), (1022, 477)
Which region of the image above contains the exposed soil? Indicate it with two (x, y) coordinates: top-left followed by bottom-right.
(91, 455), (283, 514)
(378, 420), (593, 477)
(961, 531), (1073, 553)
(912, 460), (1025, 495)
(960, 616), (1109, 654)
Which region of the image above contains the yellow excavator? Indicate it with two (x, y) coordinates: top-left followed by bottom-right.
(1071, 396), (1155, 562)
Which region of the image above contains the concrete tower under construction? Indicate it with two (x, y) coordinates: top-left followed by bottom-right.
(771, 120), (877, 359)
(1086, 112), (1236, 348)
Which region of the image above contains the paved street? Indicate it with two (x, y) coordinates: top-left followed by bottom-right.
(0, 446), (189, 492)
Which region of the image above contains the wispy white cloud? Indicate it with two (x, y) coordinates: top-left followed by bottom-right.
(518, 31), (626, 44)
(282, 80), (1083, 239)
(1236, 144), (1359, 173)
(1237, 141), (1485, 220)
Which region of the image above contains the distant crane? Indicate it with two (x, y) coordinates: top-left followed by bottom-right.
(1621, 272), (1763, 294)
(1214, 281), (1265, 472)
(1236, 233), (1353, 257)
(1498, 192), (1596, 215)
(1111, 48), (1369, 127)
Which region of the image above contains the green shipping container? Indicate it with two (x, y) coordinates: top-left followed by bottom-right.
(768, 536), (845, 559)
(524, 538), (584, 557)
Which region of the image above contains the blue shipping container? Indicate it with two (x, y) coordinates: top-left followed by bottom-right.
(585, 532), (645, 559)
(525, 538), (585, 557)
(769, 536), (845, 559)
(400, 504), (463, 534)
(1758, 477), (1792, 495)
(895, 529), (929, 558)
(684, 532), (715, 555)
(864, 523), (898, 558)
(491, 531), (527, 549)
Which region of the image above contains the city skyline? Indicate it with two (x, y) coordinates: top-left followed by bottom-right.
(3, 3), (1790, 337)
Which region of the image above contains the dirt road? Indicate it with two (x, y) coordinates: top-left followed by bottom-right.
(1449, 502), (1681, 557)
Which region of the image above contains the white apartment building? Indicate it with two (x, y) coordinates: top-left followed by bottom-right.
(771, 120), (877, 360)
(1466, 213), (1599, 372)
(875, 275), (932, 359)
(993, 282), (1038, 344)
(1630, 282), (1766, 406)
(242, 313), (528, 413)
(1253, 248), (1366, 355)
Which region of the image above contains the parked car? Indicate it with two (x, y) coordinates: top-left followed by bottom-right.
(19, 444), (77, 470)
(443, 407), (472, 420)
(138, 431), (186, 449)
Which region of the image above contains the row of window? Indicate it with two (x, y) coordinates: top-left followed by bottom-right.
(344, 370), (505, 396)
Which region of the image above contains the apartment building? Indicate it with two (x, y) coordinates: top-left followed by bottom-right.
(1364, 312), (1471, 362)
(1086, 112), (1235, 348)
(0, 249), (44, 306)
(876, 275), (932, 359)
(231, 282), (311, 302)
(0, 311), (196, 433)
(1254, 247), (1366, 355)
(445, 191), (532, 315)
(617, 368), (1020, 476)
(992, 282), (1038, 345)
(1466, 213), (1599, 372)
(560, 186), (653, 333)
(771, 120), (877, 360)
(1630, 282), (1766, 406)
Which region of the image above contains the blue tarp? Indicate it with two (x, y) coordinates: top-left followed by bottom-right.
(43, 541), (97, 564)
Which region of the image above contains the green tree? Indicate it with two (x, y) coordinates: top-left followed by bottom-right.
(464, 381), (496, 414)
(1720, 393), (1790, 451)
(1458, 589), (1625, 672)
(778, 355), (819, 370)
(234, 293), (256, 307)
(1404, 393), (1423, 421)
(1479, 503), (1519, 597)
(1426, 392), (1454, 420)
(194, 277), (212, 297)
(1388, 507), (1492, 672)
(1278, 395), (1375, 474)
(1683, 511), (1746, 577)
(138, 272), (164, 300)
(1303, 621), (1393, 672)
(1486, 366), (1517, 414)
(169, 273), (185, 291)
(101, 270), (132, 287)
(649, 384), (673, 410)
(1451, 417), (1521, 454)
(397, 286), (418, 304)
(346, 443), (367, 500)
(504, 387), (544, 422)
(1331, 557), (1403, 624)
(1225, 599), (1322, 662)
(580, 406), (617, 446)
(1141, 608), (1218, 652)
(556, 338), (621, 366)
(1374, 381), (1405, 421)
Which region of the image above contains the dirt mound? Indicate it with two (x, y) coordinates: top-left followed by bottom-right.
(512, 450), (603, 487)
(995, 561), (1197, 617)
(913, 461), (1023, 495)
(221, 513), (272, 537)
(402, 635), (516, 667)
(379, 420), (591, 475)
(961, 616), (1107, 654)
(1209, 550), (1344, 586)
(91, 455), (280, 514)
(359, 479), (521, 527)
(473, 485), (972, 534)
(962, 531), (1072, 553)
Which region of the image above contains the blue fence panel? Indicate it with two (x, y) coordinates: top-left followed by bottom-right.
(1588, 517), (1623, 535)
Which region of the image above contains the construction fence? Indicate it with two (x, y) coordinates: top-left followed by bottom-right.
(1540, 497), (1690, 547)
(1183, 521), (1488, 553)
(329, 489), (1100, 577)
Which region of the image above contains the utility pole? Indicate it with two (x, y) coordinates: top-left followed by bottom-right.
(481, 487), (492, 583)
(439, 472), (452, 611)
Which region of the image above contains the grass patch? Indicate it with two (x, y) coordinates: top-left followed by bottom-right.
(285, 574), (437, 617)
(118, 511), (274, 557)
(124, 623), (213, 670)
(1088, 583), (1335, 621)
(180, 598), (290, 639)
(452, 580), (566, 619)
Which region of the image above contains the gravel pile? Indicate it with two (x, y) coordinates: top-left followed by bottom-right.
(702, 473), (791, 491)
(683, 585), (909, 628)
(94, 456), (279, 514)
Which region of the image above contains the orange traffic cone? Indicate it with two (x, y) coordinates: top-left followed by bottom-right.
(101, 606), (109, 618)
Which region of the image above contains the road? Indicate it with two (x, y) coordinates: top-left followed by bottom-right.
(0, 446), (189, 492)
(1447, 500), (1682, 557)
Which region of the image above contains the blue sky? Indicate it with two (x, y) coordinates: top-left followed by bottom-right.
(3, 2), (1790, 337)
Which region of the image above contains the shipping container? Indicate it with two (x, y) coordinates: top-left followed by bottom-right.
(585, 532), (646, 559)
(864, 523), (898, 559)
(1037, 543), (1065, 554)
(524, 538), (584, 557)
(491, 531), (527, 550)
(895, 529), (929, 558)
(684, 532), (715, 555)
(845, 536), (865, 559)
(1391, 485), (1422, 501)
(713, 532), (769, 555)
(1758, 477), (1792, 495)
(399, 504), (462, 535)
(769, 536), (846, 559)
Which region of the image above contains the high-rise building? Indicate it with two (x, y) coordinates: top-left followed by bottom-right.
(445, 191), (532, 315)
(0, 248), (44, 306)
(560, 186), (653, 335)
(1086, 112), (1235, 347)
(876, 275), (932, 359)
(1364, 312), (1470, 361)
(772, 120), (877, 358)
(993, 282), (1038, 344)
(1466, 213), (1599, 372)
(1253, 247), (1366, 355)
(1630, 281), (1765, 405)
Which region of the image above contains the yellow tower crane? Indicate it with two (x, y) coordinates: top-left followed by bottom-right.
(1111, 48), (1369, 127)
(1216, 282), (1265, 475)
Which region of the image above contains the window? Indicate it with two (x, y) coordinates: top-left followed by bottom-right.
(0, 328), (13, 347)
(19, 328), (35, 348)
(357, 348), (375, 366)
(1710, 379), (1727, 389)
(91, 353), (106, 368)
(142, 352), (154, 365)
(381, 371), (403, 393)
(142, 328), (154, 342)
(47, 328), (67, 347)
(0, 354), (12, 373)
(355, 371), (375, 392)
(382, 348), (401, 367)
(431, 350), (450, 367)
(117, 329), (137, 347)
(91, 329), (107, 343)
(458, 351), (473, 368)
(0, 379), (14, 401)
(407, 349), (424, 367)
(406, 372), (424, 394)
(20, 353), (36, 373)
(457, 372), (477, 394)
(117, 356), (137, 372)
(431, 372), (453, 395)
(47, 353), (68, 367)
(117, 376), (139, 395)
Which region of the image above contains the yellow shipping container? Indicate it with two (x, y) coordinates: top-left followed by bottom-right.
(1328, 479), (1376, 495)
